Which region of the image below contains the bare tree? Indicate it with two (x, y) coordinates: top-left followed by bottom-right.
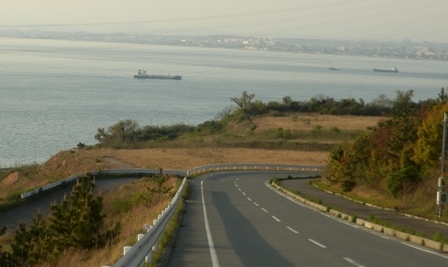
(230, 91), (257, 130)
(230, 91), (255, 111)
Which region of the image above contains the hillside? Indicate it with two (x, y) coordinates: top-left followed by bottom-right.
(0, 113), (380, 206)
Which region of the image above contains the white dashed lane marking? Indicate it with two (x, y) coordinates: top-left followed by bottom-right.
(272, 216), (281, 222)
(343, 257), (365, 267)
(286, 226), (299, 234)
(308, 239), (326, 248)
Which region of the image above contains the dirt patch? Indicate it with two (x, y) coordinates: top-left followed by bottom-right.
(87, 148), (329, 170)
(102, 157), (136, 169)
(1, 172), (19, 187)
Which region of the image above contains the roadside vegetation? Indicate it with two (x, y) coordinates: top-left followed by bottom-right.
(0, 174), (181, 267)
(325, 89), (448, 221)
(92, 91), (399, 150)
(1, 88), (448, 265)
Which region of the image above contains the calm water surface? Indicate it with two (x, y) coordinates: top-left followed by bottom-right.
(1, 38), (447, 166)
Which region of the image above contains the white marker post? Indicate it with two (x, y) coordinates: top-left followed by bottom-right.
(438, 113), (448, 218)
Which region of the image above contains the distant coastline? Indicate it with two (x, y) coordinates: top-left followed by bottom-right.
(1, 32), (447, 61)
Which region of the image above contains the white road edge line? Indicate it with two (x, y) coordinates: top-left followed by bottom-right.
(264, 179), (448, 259)
(265, 181), (306, 207)
(201, 181), (220, 267)
(308, 239), (327, 248)
(401, 242), (448, 259)
(272, 216), (281, 222)
(343, 257), (365, 267)
(286, 226), (299, 234)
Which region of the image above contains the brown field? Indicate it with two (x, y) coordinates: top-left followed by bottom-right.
(1, 114), (381, 200)
(253, 114), (382, 132)
(98, 148), (329, 170)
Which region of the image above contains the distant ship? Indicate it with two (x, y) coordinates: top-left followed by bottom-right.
(329, 67), (340, 70)
(373, 67), (398, 73)
(134, 69), (182, 80)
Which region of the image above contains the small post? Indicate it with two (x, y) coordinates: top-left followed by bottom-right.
(439, 113), (448, 218)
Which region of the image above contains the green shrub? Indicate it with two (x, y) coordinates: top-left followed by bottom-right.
(330, 127), (341, 133)
(432, 232), (448, 244)
(340, 179), (356, 192)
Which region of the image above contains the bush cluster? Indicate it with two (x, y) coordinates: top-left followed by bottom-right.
(327, 88), (448, 199)
(93, 91), (432, 149)
(0, 175), (120, 267)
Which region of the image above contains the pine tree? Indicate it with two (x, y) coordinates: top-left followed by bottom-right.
(48, 175), (119, 249)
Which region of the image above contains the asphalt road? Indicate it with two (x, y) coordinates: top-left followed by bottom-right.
(168, 171), (448, 267)
(0, 177), (140, 232)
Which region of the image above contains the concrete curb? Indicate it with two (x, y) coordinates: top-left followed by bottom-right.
(271, 182), (447, 253)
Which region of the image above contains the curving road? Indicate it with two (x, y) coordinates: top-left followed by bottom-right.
(0, 178), (140, 232)
(168, 171), (448, 267)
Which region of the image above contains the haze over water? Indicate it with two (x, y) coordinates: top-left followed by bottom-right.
(1, 38), (447, 166)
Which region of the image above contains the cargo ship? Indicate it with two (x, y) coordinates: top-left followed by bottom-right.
(373, 67), (398, 73)
(134, 69), (182, 80)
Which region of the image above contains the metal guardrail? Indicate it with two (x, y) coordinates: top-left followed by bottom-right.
(21, 165), (322, 200)
(187, 163), (325, 177)
(20, 169), (186, 200)
(20, 174), (82, 199)
(111, 177), (187, 267)
(16, 164), (324, 267)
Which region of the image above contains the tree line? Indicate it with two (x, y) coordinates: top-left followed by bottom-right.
(93, 90), (443, 148)
(327, 89), (448, 198)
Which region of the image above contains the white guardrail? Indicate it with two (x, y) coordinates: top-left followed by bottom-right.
(107, 177), (188, 267)
(20, 169), (187, 200)
(18, 164), (324, 266)
(187, 163), (324, 177)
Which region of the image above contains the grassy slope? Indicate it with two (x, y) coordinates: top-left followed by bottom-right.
(0, 114), (385, 266)
(0, 113), (381, 202)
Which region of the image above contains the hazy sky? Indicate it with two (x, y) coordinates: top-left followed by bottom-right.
(1, 0), (448, 43)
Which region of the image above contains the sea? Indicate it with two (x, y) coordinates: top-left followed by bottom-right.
(1, 37), (447, 167)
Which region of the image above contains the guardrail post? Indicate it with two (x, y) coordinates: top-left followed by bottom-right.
(145, 253), (152, 263)
(123, 246), (132, 255)
(138, 234), (145, 241)
(144, 224), (153, 232)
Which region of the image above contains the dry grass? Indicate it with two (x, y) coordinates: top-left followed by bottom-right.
(1, 113), (378, 201)
(96, 148), (329, 170)
(0, 114), (381, 265)
(0, 150), (116, 204)
(253, 114), (382, 132)
(36, 177), (178, 267)
(0, 148), (328, 205)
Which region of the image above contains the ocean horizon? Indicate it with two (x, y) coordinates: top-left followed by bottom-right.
(1, 37), (447, 166)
